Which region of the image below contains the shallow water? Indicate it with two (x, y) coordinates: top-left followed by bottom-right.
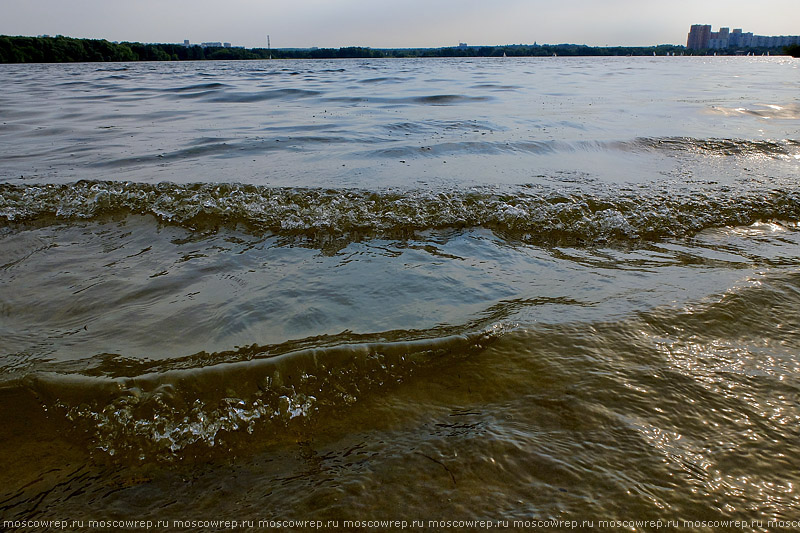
(1, 57), (799, 530)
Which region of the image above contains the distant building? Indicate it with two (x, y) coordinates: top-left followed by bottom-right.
(687, 24), (711, 49)
(458, 42), (468, 49)
(708, 27), (729, 49)
(201, 42), (223, 48)
(224, 43), (231, 48)
(728, 29), (752, 48)
(688, 24), (800, 50)
(184, 39), (190, 46)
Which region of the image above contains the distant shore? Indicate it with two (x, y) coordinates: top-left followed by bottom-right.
(1, 35), (797, 63)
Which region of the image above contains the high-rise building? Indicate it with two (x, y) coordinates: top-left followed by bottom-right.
(688, 24), (799, 50)
(687, 24), (711, 49)
(708, 27), (730, 49)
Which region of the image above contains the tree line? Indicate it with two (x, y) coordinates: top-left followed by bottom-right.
(1, 35), (797, 63)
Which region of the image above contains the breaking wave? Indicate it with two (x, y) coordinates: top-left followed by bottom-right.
(16, 326), (505, 460)
(2, 179), (800, 245)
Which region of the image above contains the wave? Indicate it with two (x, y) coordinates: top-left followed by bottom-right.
(13, 326), (504, 459)
(321, 94), (493, 106)
(2, 179), (799, 246)
(8, 263), (800, 461)
(631, 137), (799, 157)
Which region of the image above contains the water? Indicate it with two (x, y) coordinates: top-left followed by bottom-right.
(1, 57), (799, 529)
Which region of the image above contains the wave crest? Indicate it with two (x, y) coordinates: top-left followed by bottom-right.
(2, 180), (800, 245)
(21, 327), (504, 459)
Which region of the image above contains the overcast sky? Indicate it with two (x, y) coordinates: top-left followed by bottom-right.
(2, 0), (799, 49)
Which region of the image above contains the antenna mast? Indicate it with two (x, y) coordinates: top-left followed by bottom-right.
(267, 35), (271, 59)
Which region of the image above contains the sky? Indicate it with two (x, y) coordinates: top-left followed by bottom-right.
(2, 0), (799, 49)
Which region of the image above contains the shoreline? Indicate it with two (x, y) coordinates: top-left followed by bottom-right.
(2, 34), (796, 63)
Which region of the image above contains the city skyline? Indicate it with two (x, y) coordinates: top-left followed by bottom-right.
(687, 24), (799, 50)
(2, 0), (799, 49)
